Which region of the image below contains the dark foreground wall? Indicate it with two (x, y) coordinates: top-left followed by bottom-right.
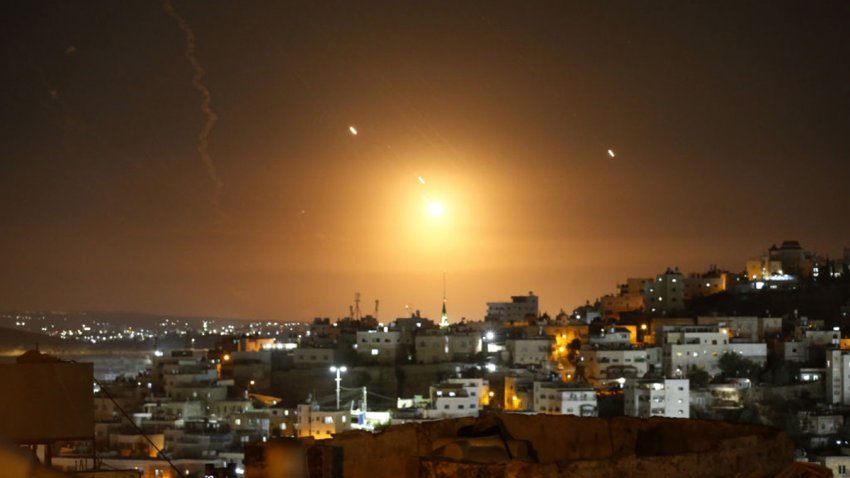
(306, 414), (796, 478)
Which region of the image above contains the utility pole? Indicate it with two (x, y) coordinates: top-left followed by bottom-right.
(330, 366), (347, 410)
(362, 386), (368, 413)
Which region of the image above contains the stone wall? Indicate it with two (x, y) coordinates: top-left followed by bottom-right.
(305, 414), (796, 478)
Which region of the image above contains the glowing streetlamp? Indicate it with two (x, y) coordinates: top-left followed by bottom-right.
(330, 366), (347, 410)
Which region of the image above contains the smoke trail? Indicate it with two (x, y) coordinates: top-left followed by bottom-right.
(162, 0), (224, 212)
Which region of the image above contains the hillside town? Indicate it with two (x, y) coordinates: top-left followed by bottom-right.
(1, 240), (842, 477)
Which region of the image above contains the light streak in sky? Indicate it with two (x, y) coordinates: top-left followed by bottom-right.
(162, 0), (224, 213)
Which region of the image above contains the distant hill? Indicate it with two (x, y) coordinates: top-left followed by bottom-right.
(1, 310), (257, 330)
(0, 326), (89, 356)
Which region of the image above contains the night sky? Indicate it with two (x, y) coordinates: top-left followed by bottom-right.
(1, 1), (849, 321)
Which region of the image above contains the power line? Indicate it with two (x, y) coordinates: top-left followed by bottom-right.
(63, 359), (183, 478)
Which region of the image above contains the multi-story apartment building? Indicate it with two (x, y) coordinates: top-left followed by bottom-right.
(661, 326), (729, 377)
(355, 329), (402, 365)
(506, 336), (553, 367)
(415, 332), (481, 364)
(624, 378), (689, 418)
(292, 347), (337, 368)
(582, 348), (652, 387)
(532, 381), (597, 416)
(423, 382), (480, 419)
(486, 293), (539, 323)
(296, 402), (351, 440)
(644, 269), (686, 314)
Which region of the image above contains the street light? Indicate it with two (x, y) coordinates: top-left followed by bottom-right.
(330, 366), (347, 410)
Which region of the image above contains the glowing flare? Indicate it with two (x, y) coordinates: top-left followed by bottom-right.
(349, 126), (358, 135)
(426, 201), (445, 217)
(607, 149), (615, 158)
(418, 176), (426, 184)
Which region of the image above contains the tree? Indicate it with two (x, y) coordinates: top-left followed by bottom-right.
(688, 369), (711, 389)
(718, 352), (762, 381)
(567, 338), (582, 364)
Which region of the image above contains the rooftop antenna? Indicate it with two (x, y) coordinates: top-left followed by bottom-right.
(354, 292), (362, 321)
(374, 299), (379, 320)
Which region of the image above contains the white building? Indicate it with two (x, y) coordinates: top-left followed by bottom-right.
(827, 349), (850, 405)
(296, 402), (351, 440)
(624, 378), (689, 418)
(423, 382), (480, 419)
(582, 348), (651, 387)
(587, 327), (632, 347)
(813, 456), (850, 478)
(445, 377), (491, 408)
(661, 326), (729, 377)
(532, 381), (597, 416)
(506, 337), (553, 367)
(486, 293), (539, 323)
(355, 329), (402, 365)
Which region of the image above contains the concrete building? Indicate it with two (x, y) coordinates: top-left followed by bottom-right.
(587, 327), (632, 347)
(532, 381), (597, 416)
(624, 378), (689, 418)
(486, 293), (539, 323)
(798, 411), (843, 437)
(226, 350), (272, 391)
(444, 377), (491, 408)
(150, 349), (211, 394)
(292, 347), (337, 368)
(813, 456), (850, 478)
(660, 325), (729, 377)
(695, 316), (782, 342)
(415, 332), (481, 364)
(505, 337), (553, 367)
(296, 402), (350, 440)
(805, 329), (841, 348)
(355, 329), (402, 365)
(503, 374), (532, 412)
(230, 411), (272, 445)
(599, 294), (645, 318)
(644, 268), (686, 314)
(782, 341), (808, 362)
(143, 400), (205, 421)
(683, 268), (729, 300)
(827, 349), (850, 405)
(582, 348), (651, 387)
(424, 382), (480, 419)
